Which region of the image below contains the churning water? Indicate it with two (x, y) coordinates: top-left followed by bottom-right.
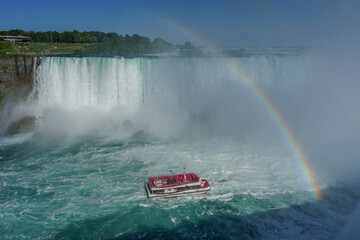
(1, 52), (359, 239)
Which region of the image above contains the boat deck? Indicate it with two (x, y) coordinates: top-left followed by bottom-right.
(146, 172), (211, 199)
(149, 173), (200, 188)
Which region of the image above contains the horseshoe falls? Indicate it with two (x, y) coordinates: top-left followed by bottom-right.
(1, 52), (360, 239)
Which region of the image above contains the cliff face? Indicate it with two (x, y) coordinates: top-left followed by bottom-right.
(0, 57), (41, 134)
(0, 57), (40, 96)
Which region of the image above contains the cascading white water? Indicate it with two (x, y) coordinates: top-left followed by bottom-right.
(35, 57), (146, 107)
(34, 55), (308, 109)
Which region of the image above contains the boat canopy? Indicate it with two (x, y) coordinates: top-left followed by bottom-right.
(149, 173), (200, 188)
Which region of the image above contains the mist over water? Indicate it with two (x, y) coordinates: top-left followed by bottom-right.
(33, 54), (360, 180)
(34, 55), (307, 136)
(1, 51), (360, 239)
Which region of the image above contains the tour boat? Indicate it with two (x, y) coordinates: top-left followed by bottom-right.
(145, 169), (211, 199)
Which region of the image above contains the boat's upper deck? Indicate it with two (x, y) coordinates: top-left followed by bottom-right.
(149, 173), (200, 188)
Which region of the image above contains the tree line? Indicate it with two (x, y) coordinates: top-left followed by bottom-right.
(0, 29), (206, 55)
(0, 29), (175, 54)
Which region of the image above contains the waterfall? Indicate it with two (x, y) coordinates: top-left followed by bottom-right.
(34, 55), (308, 109)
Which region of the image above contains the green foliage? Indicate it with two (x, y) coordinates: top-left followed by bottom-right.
(178, 42), (205, 57)
(73, 49), (85, 54)
(0, 42), (19, 54)
(15, 42), (88, 55)
(151, 37), (174, 53)
(1, 29), (176, 55)
(0, 29), (27, 36)
(85, 34), (175, 55)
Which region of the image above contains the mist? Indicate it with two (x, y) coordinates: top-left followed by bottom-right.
(2, 1), (360, 238)
(0, 50), (346, 187)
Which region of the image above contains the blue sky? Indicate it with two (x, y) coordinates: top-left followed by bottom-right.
(0, 0), (358, 47)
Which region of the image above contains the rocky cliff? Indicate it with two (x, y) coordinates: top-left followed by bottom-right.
(0, 57), (39, 96)
(0, 57), (41, 134)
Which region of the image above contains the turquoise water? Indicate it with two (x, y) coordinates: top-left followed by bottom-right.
(1, 54), (360, 239)
(1, 133), (359, 239)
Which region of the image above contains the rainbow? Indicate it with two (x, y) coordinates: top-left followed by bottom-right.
(161, 16), (322, 200)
